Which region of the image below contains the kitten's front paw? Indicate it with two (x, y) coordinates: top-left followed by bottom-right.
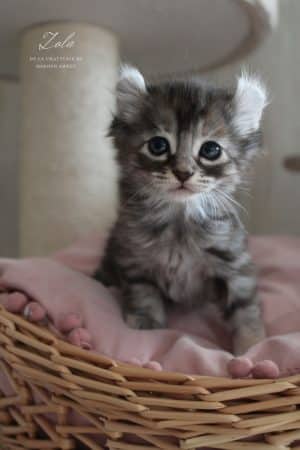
(228, 357), (280, 379)
(125, 312), (165, 330)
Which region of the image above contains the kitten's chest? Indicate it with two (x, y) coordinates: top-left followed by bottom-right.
(149, 229), (211, 304)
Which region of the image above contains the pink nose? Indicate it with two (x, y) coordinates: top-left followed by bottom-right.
(172, 169), (194, 183)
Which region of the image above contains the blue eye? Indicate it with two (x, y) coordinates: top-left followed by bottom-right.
(199, 141), (222, 161)
(148, 136), (170, 157)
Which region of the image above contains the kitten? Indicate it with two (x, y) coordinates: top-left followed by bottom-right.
(95, 66), (267, 355)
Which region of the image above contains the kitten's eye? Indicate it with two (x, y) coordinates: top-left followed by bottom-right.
(148, 136), (170, 157)
(199, 141), (222, 161)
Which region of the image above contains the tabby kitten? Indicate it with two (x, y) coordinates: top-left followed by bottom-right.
(95, 66), (267, 355)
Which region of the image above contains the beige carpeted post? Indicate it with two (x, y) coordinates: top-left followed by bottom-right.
(0, 78), (20, 257)
(20, 23), (119, 256)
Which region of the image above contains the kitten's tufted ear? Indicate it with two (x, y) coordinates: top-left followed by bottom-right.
(115, 65), (146, 120)
(233, 73), (268, 135)
(119, 65), (146, 91)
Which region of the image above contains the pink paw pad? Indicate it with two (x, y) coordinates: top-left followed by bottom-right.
(144, 361), (162, 371)
(68, 327), (92, 350)
(59, 313), (83, 333)
(4, 292), (28, 312)
(23, 301), (47, 322)
(228, 357), (253, 378)
(252, 360), (280, 379)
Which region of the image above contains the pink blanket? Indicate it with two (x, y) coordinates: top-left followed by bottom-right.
(1, 234), (300, 377)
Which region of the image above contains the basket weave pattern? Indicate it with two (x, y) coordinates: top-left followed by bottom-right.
(1, 305), (300, 450)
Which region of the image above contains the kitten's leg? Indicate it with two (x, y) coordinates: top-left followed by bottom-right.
(225, 275), (265, 356)
(93, 253), (118, 287)
(123, 282), (167, 330)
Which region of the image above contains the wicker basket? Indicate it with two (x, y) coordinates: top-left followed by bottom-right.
(1, 305), (300, 450)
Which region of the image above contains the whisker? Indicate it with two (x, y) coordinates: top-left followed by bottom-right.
(216, 189), (248, 215)
(207, 190), (242, 226)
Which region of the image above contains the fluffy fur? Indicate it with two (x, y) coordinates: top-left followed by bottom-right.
(95, 67), (267, 355)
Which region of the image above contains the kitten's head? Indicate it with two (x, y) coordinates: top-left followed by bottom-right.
(110, 65), (267, 212)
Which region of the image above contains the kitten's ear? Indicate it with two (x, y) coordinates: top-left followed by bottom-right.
(233, 73), (268, 135)
(119, 65), (146, 92)
(115, 65), (146, 120)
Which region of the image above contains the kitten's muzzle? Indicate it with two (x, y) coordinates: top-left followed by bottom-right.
(172, 169), (194, 183)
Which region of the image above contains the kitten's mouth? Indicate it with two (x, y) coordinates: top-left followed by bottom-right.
(169, 184), (196, 198)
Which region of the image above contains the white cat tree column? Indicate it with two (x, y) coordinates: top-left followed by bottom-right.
(20, 24), (119, 256)
(15, 0), (277, 256)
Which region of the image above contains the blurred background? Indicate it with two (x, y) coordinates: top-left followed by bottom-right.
(0, 0), (299, 258)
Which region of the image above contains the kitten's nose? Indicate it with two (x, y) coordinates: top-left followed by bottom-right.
(173, 169), (194, 183)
